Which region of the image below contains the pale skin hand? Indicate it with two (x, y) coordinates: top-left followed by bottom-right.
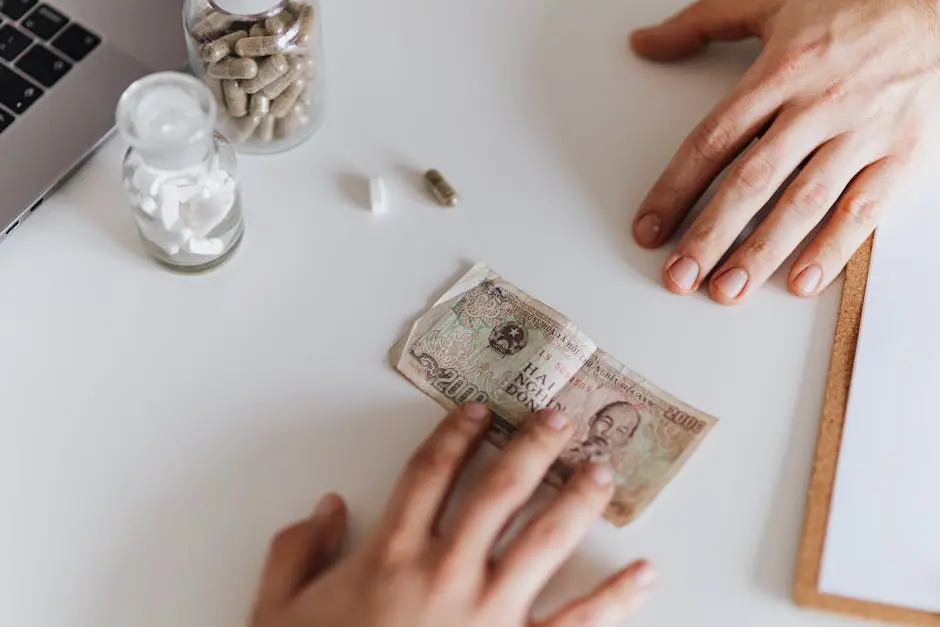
(630, 0), (940, 304)
(250, 404), (655, 627)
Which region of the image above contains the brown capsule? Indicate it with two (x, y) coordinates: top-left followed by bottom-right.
(200, 41), (229, 64)
(208, 57), (259, 80)
(288, 53), (315, 78)
(275, 101), (309, 139)
(201, 30), (248, 63)
(249, 93), (271, 116)
(249, 22), (267, 37)
(222, 80), (248, 117)
(191, 11), (231, 42)
(235, 35), (285, 58)
(229, 114), (264, 142)
(264, 11), (292, 36)
(425, 170), (459, 207)
(242, 53), (289, 94)
(271, 80), (305, 118)
(261, 67), (299, 99)
(206, 77), (226, 107)
(255, 115), (276, 142)
(292, 4), (316, 46)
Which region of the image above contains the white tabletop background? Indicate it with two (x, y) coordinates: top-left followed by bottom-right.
(0, 0), (874, 625)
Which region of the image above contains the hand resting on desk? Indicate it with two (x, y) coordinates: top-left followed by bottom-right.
(631, 0), (940, 304)
(249, 405), (653, 627)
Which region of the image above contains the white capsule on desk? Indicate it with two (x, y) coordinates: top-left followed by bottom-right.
(370, 177), (388, 215)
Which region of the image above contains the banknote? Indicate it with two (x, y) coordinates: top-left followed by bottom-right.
(391, 263), (717, 526)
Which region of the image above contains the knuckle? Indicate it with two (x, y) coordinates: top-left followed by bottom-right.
(787, 180), (832, 218)
(742, 238), (776, 264)
(839, 193), (881, 225)
(528, 518), (569, 553)
(688, 220), (718, 248)
(481, 466), (523, 498)
(374, 529), (414, 571)
(815, 234), (845, 263)
(690, 116), (734, 162)
(767, 40), (824, 84)
(820, 79), (848, 105)
(729, 152), (775, 194)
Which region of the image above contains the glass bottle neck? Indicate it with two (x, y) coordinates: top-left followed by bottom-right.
(116, 72), (219, 172)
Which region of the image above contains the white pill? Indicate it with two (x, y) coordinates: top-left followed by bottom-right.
(186, 237), (225, 256)
(132, 167), (167, 196)
(159, 186), (182, 231)
(370, 177), (388, 215)
(139, 196), (157, 215)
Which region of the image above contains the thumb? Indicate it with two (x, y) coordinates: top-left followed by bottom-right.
(253, 493), (349, 614)
(629, 0), (763, 62)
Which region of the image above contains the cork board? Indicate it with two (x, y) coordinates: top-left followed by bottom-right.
(792, 235), (940, 625)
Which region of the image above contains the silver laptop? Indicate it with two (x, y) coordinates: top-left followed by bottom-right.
(0, 0), (186, 243)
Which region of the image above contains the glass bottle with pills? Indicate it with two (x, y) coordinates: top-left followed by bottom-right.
(116, 72), (245, 272)
(183, 0), (325, 154)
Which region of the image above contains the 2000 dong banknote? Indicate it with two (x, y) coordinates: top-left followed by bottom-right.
(391, 263), (717, 526)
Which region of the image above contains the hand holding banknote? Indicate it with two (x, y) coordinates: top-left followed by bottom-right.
(392, 263), (718, 526)
(249, 406), (654, 627)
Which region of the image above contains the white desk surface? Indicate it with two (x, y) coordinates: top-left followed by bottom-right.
(0, 1), (874, 625)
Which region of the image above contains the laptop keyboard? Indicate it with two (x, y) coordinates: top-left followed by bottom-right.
(0, 1), (100, 133)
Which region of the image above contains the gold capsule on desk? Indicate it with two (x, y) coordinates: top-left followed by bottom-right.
(425, 169), (459, 207)
(208, 57), (258, 80)
(235, 35), (285, 58)
(222, 80), (248, 117)
(242, 53), (289, 94)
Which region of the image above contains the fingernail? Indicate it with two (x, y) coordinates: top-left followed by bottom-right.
(635, 213), (662, 246)
(539, 409), (569, 431)
(666, 256), (699, 291)
(714, 267), (749, 299)
(632, 560), (656, 587)
(462, 403), (489, 421)
(794, 265), (823, 295)
(313, 493), (340, 519)
(589, 463), (613, 486)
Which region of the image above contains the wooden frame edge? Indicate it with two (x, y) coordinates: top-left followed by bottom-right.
(791, 236), (940, 625)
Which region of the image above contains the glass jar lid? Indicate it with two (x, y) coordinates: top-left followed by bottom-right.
(209, 0), (286, 18)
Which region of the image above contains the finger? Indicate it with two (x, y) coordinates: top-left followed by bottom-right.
(633, 61), (783, 249)
(447, 409), (573, 562)
(708, 134), (879, 303)
(377, 403), (491, 554)
(488, 463), (614, 609)
(661, 107), (828, 295)
(543, 560), (656, 627)
(253, 493), (348, 613)
(629, 0), (764, 62)
(788, 156), (906, 297)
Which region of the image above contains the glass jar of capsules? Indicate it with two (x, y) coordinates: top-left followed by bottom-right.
(183, 0), (324, 154)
